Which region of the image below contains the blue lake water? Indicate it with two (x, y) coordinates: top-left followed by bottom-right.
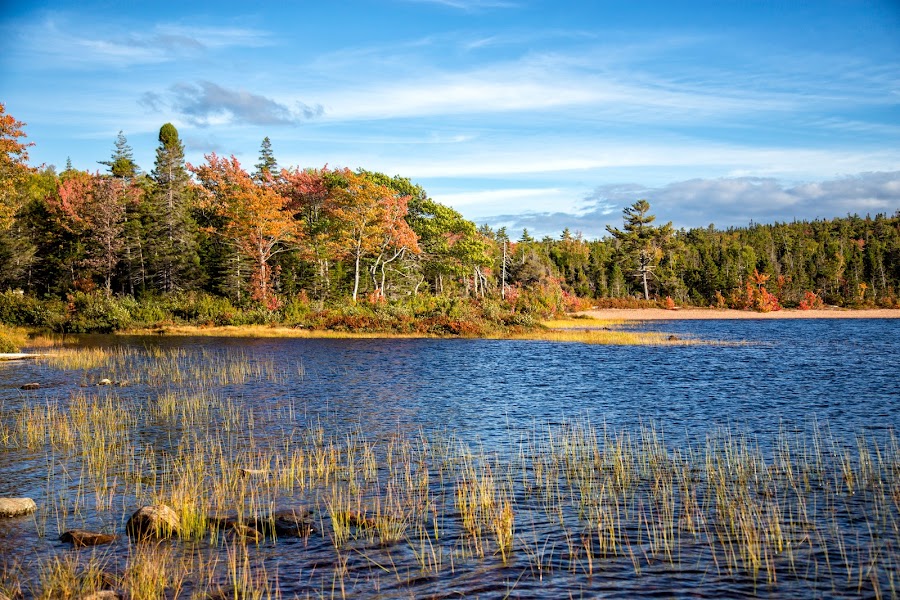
(0, 318), (897, 598)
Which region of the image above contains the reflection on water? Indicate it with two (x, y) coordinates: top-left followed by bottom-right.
(0, 319), (897, 598)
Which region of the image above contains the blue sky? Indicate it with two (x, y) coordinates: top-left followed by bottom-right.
(2, 0), (899, 238)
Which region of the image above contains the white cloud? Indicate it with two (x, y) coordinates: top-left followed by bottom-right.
(9, 14), (271, 68)
(482, 171), (900, 239)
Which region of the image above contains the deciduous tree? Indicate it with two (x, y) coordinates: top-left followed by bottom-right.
(0, 103), (34, 230)
(192, 154), (298, 308)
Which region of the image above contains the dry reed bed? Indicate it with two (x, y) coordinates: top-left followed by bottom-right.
(0, 344), (896, 598)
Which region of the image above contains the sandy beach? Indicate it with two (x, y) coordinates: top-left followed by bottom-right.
(578, 307), (900, 320)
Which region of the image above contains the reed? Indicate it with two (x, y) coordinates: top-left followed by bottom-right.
(2, 342), (897, 597)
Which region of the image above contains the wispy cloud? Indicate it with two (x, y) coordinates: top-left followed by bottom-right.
(8, 14), (271, 68)
(141, 81), (323, 127)
(400, 0), (519, 11)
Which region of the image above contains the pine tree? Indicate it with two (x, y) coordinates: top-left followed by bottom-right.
(254, 137), (278, 181)
(147, 123), (199, 293)
(606, 199), (673, 300)
(99, 131), (139, 180)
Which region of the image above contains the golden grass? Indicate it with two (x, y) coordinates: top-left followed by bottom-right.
(120, 318), (716, 346)
(122, 324), (440, 339)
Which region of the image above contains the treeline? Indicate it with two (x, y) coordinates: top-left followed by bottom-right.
(0, 104), (898, 333)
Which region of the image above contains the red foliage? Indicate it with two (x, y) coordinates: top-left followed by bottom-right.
(798, 291), (824, 310)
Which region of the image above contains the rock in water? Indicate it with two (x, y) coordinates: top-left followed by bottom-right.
(60, 529), (118, 547)
(125, 504), (180, 539)
(0, 498), (37, 517)
(268, 508), (315, 538)
(226, 523), (263, 543)
(20, 382), (40, 390)
(81, 592), (123, 600)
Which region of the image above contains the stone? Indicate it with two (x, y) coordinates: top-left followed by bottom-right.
(239, 468), (268, 477)
(0, 497), (37, 517)
(60, 529), (118, 547)
(81, 592), (123, 600)
(347, 510), (376, 529)
(225, 523), (262, 543)
(266, 508), (315, 538)
(98, 378), (113, 386)
(125, 504), (180, 539)
(20, 382), (40, 390)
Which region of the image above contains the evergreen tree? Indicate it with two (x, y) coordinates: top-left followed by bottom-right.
(254, 137), (278, 180)
(148, 123), (199, 293)
(99, 131), (139, 180)
(607, 199), (673, 300)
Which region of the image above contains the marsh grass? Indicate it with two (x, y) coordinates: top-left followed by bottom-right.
(120, 317), (725, 347)
(0, 343), (895, 598)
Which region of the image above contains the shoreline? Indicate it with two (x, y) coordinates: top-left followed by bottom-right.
(577, 307), (900, 320)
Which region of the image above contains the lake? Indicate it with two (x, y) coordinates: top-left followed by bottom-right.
(1, 319), (897, 598)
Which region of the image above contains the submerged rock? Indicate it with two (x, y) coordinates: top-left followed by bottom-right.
(60, 529), (118, 547)
(125, 504), (180, 539)
(226, 523), (262, 543)
(268, 508), (315, 538)
(0, 497), (37, 517)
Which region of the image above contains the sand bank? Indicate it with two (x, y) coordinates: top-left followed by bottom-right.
(577, 308), (900, 321)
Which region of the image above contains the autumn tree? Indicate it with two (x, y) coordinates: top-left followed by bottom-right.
(277, 166), (331, 298)
(192, 154), (298, 308)
(606, 199), (673, 300)
(0, 103), (34, 230)
(46, 171), (132, 295)
(324, 170), (419, 302)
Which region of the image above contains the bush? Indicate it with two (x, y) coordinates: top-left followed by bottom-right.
(61, 292), (131, 333)
(0, 325), (23, 353)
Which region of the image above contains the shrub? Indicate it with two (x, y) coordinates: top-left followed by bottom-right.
(0, 325), (23, 352)
(798, 291), (824, 311)
(61, 292), (131, 333)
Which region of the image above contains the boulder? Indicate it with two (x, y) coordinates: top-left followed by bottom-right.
(60, 529), (118, 547)
(20, 382), (40, 390)
(0, 497), (37, 517)
(125, 504), (180, 540)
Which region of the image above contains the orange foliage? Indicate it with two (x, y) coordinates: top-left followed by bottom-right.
(192, 154), (299, 309)
(798, 291), (824, 310)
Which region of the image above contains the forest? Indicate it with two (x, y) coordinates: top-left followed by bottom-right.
(1, 103), (899, 333)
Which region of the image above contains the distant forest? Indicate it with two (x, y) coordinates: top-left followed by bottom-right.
(1, 103), (899, 331)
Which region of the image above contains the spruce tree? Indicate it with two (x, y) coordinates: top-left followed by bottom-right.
(254, 136), (278, 180)
(148, 123), (199, 293)
(99, 131), (139, 180)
